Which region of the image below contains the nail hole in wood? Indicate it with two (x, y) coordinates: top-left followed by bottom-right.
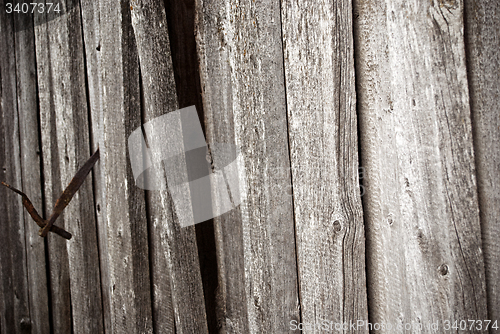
(333, 220), (342, 232)
(438, 264), (449, 276)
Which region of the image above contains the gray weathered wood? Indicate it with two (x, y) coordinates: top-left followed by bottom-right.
(14, 10), (51, 334)
(464, 0), (500, 326)
(163, 0), (219, 331)
(79, 1), (112, 333)
(99, 0), (153, 332)
(0, 8), (31, 334)
(130, 1), (209, 333)
(196, 0), (300, 332)
(195, 4), (250, 332)
(353, 0), (488, 329)
(281, 0), (369, 330)
(34, 1), (104, 332)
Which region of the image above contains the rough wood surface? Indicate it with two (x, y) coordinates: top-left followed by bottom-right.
(164, 0), (219, 331)
(13, 10), (51, 334)
(79, 0), (111, 333)
(34, 1), (104, 332)
(354, 0), (488, 330)
(464, 0), (500, 326)
(99, 0), (153, 332)
(281, 0), (368, 331)
(0, 8), (31, 334)
(130, 1), (209, 333)
(196, 0), (300, 332)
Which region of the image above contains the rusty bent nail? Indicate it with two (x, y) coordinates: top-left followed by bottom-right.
(2, 148), (100, 240)
(1, 182), (72, 239)
(38, 148), (100, 238)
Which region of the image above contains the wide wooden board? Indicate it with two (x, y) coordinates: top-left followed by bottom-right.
(354, 0), (488, 329)
(281, 0), (369, 331)
(34, 0), (104, 332)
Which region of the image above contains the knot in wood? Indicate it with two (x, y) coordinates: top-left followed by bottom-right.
(20, 317), (31, 330)
(387, 214), (394, 226)
(333, 220), (342, 232)
(438, 264), (449, 276)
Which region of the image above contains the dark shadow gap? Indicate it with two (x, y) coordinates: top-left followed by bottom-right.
(12, 11), (34, 333)
(351, 1), (374, 331)
(138, 63), (159, 334)
(164, 0), (218, 332)
(462, 2), (493, 323)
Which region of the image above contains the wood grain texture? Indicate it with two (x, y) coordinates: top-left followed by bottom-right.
(79, 0), (111, 332)
(34, 0), (104, 332)
(463, 0), (500, 326)
(195, 4), (250, 332)
(195, 0), (300, 332)
(0, 8), (31, 334)
(281, 0), (368, 331)
(163, 0), (219, 331)
(99, 0), (153, 332)
(353, 0), (488, 330)
(130, 1), (209, 333)
(13, 10), (51, 334)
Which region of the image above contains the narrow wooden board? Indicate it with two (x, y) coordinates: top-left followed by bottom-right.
(14, 10), (51, 334)
(164, 0), (219, 331)
(195, 0), (300, 332)
(464, 0), (500, 325)
(281, 0), (369, 329)
(130, 1), (208, 333)
(98, 0), (153, 332)
(0, 7), (31, 333)
(79, 1), (112, 332)
(353, 0), (488, 328)
(34, 0), (104, 332)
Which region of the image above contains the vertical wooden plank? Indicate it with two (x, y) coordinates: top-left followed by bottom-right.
(79, 1), (112, 333)
(34, 11), (71, 331)
(130, 1), (209, 333)
(353, 0), (488, 329)
(13, 9), (51, 334)
(195, 3), (250, 332)
(164, 0), (219, 331)
(0, 7), (31, 334)
(281, 0), (368, 330)
(99, 0), (153, 332)
(195, 0), (300, 332)
(464, 0), (500, 326)
(34, 1), (104, 333)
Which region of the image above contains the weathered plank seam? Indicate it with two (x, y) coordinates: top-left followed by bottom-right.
(138, 64), (163, 334)
(277, 0), (303, 326)
(12, 23), (34, 330)
(33, 21), (56, 333)
(77, 3), (108, 331)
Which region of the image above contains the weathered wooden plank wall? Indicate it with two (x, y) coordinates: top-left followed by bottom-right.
(0, 0), (498, 333)
(130, 1), (208, 333)
(34, 1), (104, 333)
(13, 9), (51, 334)
(196, 0), (301, 332)
(0, 7), (32, 334)
(281, 0), (368, 329)
(98, 0), (153, 332)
